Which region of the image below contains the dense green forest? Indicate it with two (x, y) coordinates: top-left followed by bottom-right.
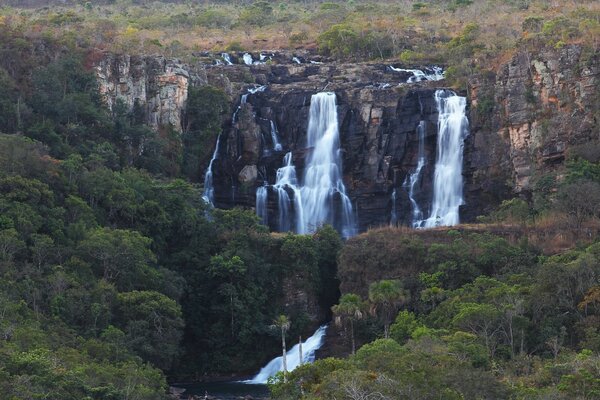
(0, 0), (599, 399)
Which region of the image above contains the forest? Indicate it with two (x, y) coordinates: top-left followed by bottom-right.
(0, 0), (599, 399)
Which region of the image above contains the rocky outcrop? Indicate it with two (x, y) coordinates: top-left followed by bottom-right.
(95, 54), (205, 131)
(468, 44), (599, 200)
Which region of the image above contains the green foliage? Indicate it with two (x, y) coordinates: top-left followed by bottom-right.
(183, 85), (229, 181)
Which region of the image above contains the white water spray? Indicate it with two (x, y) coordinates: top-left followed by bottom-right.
(423, 90), (468, 227)
(274, 152), (304, 233)
(256, 183), (268, 225)
(202, 134), (221, 206)
(389, 66), (444, 83)
(243, 53), (253, 65)
(221, 53), (233, 65)
(270, 121), (283, 151)
(406, 121), (427, 227)
(245, 325), (327, 384)
(299, 92), (356, 237)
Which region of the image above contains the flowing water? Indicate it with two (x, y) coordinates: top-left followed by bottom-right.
(299, 92), (356, 237)
(389, 66), (444, 83)
(244, 325), (328, 384)
(202, 134), (221, 206)
(406, 121), (427, 227)
(270, 120), (283, 151)
(221, 53), (233, 65)
(423, 90), (468, 227)
(390, 189), (398, 226)
(243, 53), (253, 65)
(256, 183), (268, 225)
(273, 152), (303, 233)
(206, 85), (267, 207)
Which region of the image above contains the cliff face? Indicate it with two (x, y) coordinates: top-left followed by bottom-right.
(468, 44), (599, 199)
(206, 61), (446, 232)
(92, 45), (599, 231)
(95, 54), (205, 131)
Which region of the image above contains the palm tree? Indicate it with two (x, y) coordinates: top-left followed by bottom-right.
(271, 314), (291, 381)
(368, 280), (410, 338)
(332, 293), (365, 354)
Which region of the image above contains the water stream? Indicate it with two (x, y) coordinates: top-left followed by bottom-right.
(244, 325), (328, 384)
(423, 90), (469, 227)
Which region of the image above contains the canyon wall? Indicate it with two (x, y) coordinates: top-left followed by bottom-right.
(93, 45), (599, 232)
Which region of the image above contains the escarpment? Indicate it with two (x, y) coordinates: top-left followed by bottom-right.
(94, 45), (599, 233)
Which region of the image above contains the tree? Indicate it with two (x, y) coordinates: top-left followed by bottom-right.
(556, 180), (600, 230)
(78, 227), (156, 290)
(368, 280), (410, 338)
(116, 290), (184, 370)
(332, 293), (366, 354)
(271, 315), (291, 381)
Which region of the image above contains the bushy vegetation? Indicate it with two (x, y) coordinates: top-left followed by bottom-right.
(0, 31), (347, 396)
(273, 229), (600, 399)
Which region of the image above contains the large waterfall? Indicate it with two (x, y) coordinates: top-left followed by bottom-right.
(244, 325), (328, 384)
(423, 90), (468, 227)
(255, 92), (356, 237)
(299, 92), (356, 237)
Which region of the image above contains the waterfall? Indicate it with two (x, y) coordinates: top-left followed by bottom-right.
(256, 183), (268, 225)
(202, 134), (222, 206)
(423, 90), (468, 228)
(243, 53), (253, 65)
(299, 92), (356, 238)
(292, 57), (302, 64)
(270, 120), (283, 151)
(406, 121), (427, 227)
(389, 66), (444, 83)
(390, 189), (398, 226)
(206, 85), (268, 207)
(244, 325), (328, 384)
(274, 152), (304, 233)
(221, 53), (233, 65)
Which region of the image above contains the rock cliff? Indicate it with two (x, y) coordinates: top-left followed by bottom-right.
(92, 45), (599, 232)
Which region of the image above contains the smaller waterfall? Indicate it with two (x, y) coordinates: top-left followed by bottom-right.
(206, 85), (268, 207)
(245, 325), (328, 384)
(274, 152), (304, 233)
(202, 134), (222, 206)
(389, 66), (444, 83)
(424, 90), (468, 228)
(390, 189), (398, 226)
(221, 53), (233, 65)
(270, 121), (283, 151)
(256, 183), (268, 225)
(406, 121), (427, 227)
(243, 53), (253, 65)
(292, 57), (302, 64)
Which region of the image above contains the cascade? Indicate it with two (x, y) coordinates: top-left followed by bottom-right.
(221, 53), (233, 65)
(243, 53), (253, 65)
(423, 90), (468, 227)
(389, 66), (444, 83)
(274, 152), (304, 233)
(299, 92), (356, 238)
(292, 57), (302, 64)
(405, 121), (427, 227)
(390, 189), (398, 226)
(245, 325), (327, 384)
(270, 120), (283, 151)
(202, 134), (221, 206)
(206, 85), (267, 206)
(256, 183), (268, 225)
